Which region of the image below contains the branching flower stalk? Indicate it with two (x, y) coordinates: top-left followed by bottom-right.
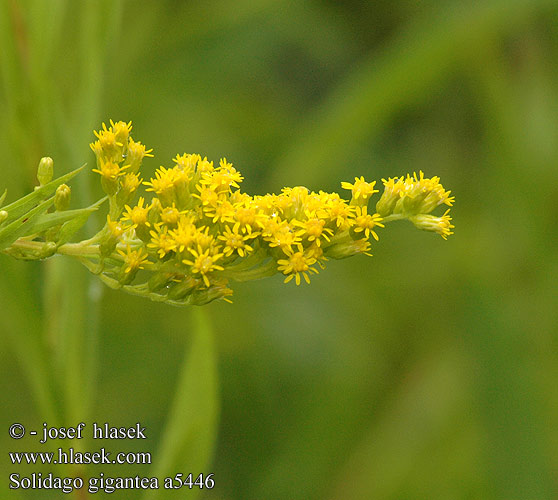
(0, 120), (455, 305)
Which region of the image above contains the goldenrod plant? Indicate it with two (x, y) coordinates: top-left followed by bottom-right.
(0, 120), (454, 305)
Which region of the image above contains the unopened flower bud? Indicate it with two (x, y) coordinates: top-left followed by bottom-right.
(324, 238), (372, 259)
(190, 281), (234, 305)
(148, 272), (176, 292)
(37, 157), (54, 186)
(168, 276), (199, 300)
(0, 210), (8, 224)
(54, 184), (71, 211)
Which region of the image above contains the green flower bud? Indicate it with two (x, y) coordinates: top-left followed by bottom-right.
(0, 210), (7, 224)
(37, 157), (54, 186)
(148, 272), (176, 292)
(54, 184), (71, 211)
(190, 281), (233, 305)
(323, 238), (372, 259)
(167, 275), (199, 300)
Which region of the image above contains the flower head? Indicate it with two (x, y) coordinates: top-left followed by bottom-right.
(341, 176), (378, 204)
(277, 249), (318, 285)
(183, 247), (225, 287)
(352, 206), (384, 241)
(118, 245), (150, 274)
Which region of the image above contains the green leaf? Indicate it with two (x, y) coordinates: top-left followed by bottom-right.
(142, 308), (219, 500)
(31, 207), (96, 235)
(57, 212), (94, 245)
(1, 164), (85, 224)
(0, 189), (7, 207)
(0, 197), (54, 251)
(27, 195), (105, 237)
(57, 196), (106, 245)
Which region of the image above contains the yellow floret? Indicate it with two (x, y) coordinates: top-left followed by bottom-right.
(183, 247), (225, 287)
(341, 176), (378, 201)
(118, 245), (150, 274)
(218, 225), (254, 257)
(121, 197), (151, 228)
(352, 206), (384, 241)
(277, 250), (318, 285)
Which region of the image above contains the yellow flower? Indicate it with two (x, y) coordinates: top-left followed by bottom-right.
(118, 245), (150, 274)
(353, 206), (384, 241)
(293, 215), (333, 246)
(92, 158), (127, 195)
(92, 122), (124, 161)
(410, 209), (454, 239)
(83, 120), (456, 304)
(233, 205), (264, 234)
(127, 138), (153, 173)
(200, 157), (243, 193)
(193, 184), (221, 207)
(263, 220), (301, 252)
(147, 227), (177, 259)
(196, 157), (214, 174)
(174, 153), (200, 174)
(144, 166), (176, 205)
(121, 197), (151, 228)
(169, 216), (198, 252)
(324, 198), (354, 229)
(183, 247), (224, 287)
(204, 199), (236, 224)
(193, 226), (218, 251)
(160, 203), (185, 226)
(106, 215), (124, 238)
(218, 225), (254, 257)
(92, 159), (125, 181)
(341, 176), (378, 202)
(121, 172), (142, 192)
(109, 120), (132, 145)
(277, 249), (318, 285)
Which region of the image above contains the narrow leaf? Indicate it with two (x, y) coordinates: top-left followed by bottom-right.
(30, 206), (97, 235)
(0, 198), (54, 250)
(0, 189), (7, 207)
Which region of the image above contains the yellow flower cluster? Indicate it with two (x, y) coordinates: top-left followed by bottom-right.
(88, 121), (453, 305)
(376, 171), (455, 239)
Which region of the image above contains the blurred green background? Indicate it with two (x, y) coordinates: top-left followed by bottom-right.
(1, 0), (558, 499)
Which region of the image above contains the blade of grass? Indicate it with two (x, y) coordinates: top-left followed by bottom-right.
(0, 277), (58, 425)
(143, 307), (219, 500)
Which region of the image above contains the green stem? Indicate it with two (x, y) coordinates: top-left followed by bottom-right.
(381, 214), (407, 223)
